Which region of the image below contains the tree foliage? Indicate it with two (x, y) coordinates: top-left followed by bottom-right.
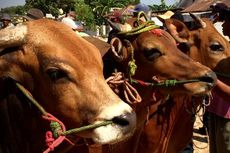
(25, 0), (61, 17)
(1, 0), (140, 29)
(0, 5), (26, 15)
(74, 0), (96, 30)
(149, 0), (176, 11)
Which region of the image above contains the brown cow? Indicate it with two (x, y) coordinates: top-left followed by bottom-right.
(137, 15), (230, 153)
(78, 14), (217, 153)
(0, 19), (137, 153)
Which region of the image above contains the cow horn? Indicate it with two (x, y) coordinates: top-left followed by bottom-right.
(0, 24), (27, 49)
(189, 13), (206, 28)
(103, 17), (121, 32)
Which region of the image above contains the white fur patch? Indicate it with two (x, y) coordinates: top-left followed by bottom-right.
(92, 102), (136, 144)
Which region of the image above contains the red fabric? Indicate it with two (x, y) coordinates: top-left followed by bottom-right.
(207, 79), (230, 118)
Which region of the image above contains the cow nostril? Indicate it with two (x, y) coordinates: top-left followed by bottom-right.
(199, 76), (215, 83)
(112, 116), (129, 127)
(198, 72), (217, 84)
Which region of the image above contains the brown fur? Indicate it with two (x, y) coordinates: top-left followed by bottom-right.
(138, 18), (230, 153)
(0, 19), (136, 153)
(81, 22), (216, 153)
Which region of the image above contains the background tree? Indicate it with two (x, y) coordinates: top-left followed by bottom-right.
(0, 5), (26, 15)
(2, 0), (140, 29)
(149, 0), (176, 11)
(25, 0), (61, 17)
(57, 0), (76, 13)
(74, 0), (96, 30)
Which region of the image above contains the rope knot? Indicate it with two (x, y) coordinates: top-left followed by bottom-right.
(50, 121), (62, 138)
(165, 80), (177, 87)
(128, 60), (137, 77)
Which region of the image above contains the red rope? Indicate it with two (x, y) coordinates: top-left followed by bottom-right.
(42, 113), (74, 153)
(135, 79), (150, 86)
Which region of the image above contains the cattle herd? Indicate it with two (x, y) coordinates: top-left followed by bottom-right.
(0, 9), (229, 153)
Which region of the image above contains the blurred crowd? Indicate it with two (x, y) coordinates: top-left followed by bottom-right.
(0, 8), (84, 32)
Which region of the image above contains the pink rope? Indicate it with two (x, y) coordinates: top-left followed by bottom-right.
(150, 29), (163, 36)
(106, 72), (142, 104)
(42, 113), (74, 153)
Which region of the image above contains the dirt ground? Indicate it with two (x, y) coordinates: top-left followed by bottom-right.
(193, 109), (209, 153)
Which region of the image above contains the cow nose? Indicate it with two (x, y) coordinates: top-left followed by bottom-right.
(112, 112), (136, 132)
(199, 71), (217, 87)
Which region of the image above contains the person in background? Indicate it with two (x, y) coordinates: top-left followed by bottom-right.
(61, 11), (83, 32)
(0, 13), (14, 29)
(128, 3), (152, 24)
(204, 2), (230, 153)
(23, 8), (44, 21)
(132, 3), (151, 20)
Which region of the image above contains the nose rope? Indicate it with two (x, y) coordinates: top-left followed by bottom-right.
(106, 72), (202, 105)
(130, 78), (201, 87)
(13, 81), (113, 153)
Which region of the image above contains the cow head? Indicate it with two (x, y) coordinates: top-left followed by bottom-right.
(106, 15), (216, 96)
(163, 14), (230, 85)
(0, 19), (136, 144)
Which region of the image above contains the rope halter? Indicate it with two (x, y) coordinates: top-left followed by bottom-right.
(12, 80), (113, 153)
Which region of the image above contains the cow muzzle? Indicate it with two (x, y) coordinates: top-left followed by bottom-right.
(183, 71), (217, 95)
(92, 102), (136, 144)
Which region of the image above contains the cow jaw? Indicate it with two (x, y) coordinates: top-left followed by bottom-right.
(92, 102), (136, 144)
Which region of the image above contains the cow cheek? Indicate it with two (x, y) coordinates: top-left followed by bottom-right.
(48, 85), (87, 127)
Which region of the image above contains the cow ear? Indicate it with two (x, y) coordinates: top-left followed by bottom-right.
(110, 37), (128, 62)
(164, 18), (190, 44)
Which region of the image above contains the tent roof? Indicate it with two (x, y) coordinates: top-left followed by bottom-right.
(178, 0), (230, 12)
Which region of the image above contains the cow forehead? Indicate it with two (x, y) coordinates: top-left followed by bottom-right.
(25, 19), (103, 68)
(136, 30), (177, 49)
(194, 19), (230, 48)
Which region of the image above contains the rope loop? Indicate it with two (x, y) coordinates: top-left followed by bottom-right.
(122, 39), (137, 77)
(106, 72), (142, 104)
(116, 11), (159, 36)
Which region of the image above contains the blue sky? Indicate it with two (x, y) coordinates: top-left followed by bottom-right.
(0, 0), (176, 9)
(0, 0), (25, 8)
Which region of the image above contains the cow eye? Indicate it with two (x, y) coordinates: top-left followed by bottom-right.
(46, 68), (68, 81)
(144, 48), (162, 60)
(210, 42), (224, 52)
